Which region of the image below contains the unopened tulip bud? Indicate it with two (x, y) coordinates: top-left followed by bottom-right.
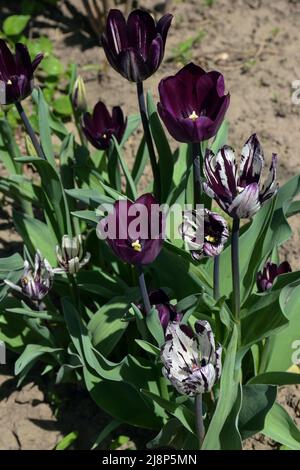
(72, 76), (87, 114)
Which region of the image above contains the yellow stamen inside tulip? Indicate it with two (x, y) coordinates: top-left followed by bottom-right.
(188, 110), (199, 121)
(22, 277), (29, 285)
(7, 79), (12, 85)
(131, 240), (142, 252)
(102, 134), (107, 139)
(205, 235), (217, 243)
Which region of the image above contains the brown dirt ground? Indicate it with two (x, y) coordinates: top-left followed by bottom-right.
(1, 0), (300, 450)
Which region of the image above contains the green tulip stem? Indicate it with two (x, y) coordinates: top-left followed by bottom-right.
(136, 265), (151, 314)
(231, 217), (241, 326)
(136, 81), (161, 201)
(195, 393), (205, 449)
(192, 142), (202, 208)
(15, 101), (46, 160)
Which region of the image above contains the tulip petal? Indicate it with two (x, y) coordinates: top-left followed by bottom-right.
(228, 182), (260, 218)
(260, 154), (278, 203)
(147, 35), (163, 74)
(156, 14), (173, 44)
(31, 53), (44, 72)
(93, 101), (112, 129)
(106, 9), (128, 55)
(0, 39), (16, 79)
(127, 9), (156, 58)
(239, 134), (264, 187)
(15, 43), (33, 77)
(118, 47), (148, 82)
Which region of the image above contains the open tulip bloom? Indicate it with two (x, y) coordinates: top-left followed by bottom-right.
(82, 101), (127, 150)
(101, 9), (173, 83)
(54, 235), (91, 275)
(158, 62), (230, 143)
(5, 251), (53, 301)
(161, 320), (222, 396)
(0, 40), (43, 105)
(204, 134), (278, 219)
(99, 194), (165, 265)
(257, 260), (292, 292)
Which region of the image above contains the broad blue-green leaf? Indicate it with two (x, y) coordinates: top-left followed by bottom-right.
(120, 114), (140, 146)
(263, 402), (300, 450)
(135, 339), (160, 356)
(263, 279), (300, 371)
(15, 344), (62, 375)
(248, 372), (300, 386)
(202, 325), (238, 450)
(13, 210), (57, 264)
(240, 273), (300, 350)
(88, 298), (130, 356)
(145, 307), (165, 347)
(239, 384), (277, 440)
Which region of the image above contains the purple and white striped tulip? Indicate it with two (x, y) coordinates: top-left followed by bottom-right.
(161, 320), (222, 396)
(203, 134), (278, 219)
(5, 251), (53, 301)
(54, 235), (91, 275)
(180, 209), (229, 260)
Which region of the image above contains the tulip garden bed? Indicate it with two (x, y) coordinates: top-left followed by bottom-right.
(1, 0), (300, 452)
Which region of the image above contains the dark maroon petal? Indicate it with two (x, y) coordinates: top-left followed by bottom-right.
(277, 261), (292, 275)
(118, 48), (149, 82)
(31, 53), (44, 72)
(148, 289), (170, 305)
(15, 43), (33, 77)
(112, 106), (126, 142)
(127, 9), (156, 58)
(158, 63), (206, 117)
(93, 101), (112, 129)
(106, 9), (128, 55)
(101, 33), (120, 71)
(158, 103), (194, 143)
(156, 14), (173, 44)
(0, 39), (16, 79)
(147, 35), (163, 74)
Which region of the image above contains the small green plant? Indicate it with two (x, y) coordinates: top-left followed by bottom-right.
(171, 31), (206, 64)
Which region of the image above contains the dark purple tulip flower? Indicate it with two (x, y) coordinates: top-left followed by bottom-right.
(157, 63), (230, 143)
(138, 289), (183, 331)
(82, 101), (127, 150)
(180, 209), (229, 260)
(204, 134), (278, 219)
(0, 40), (43, 105)
(99, 193), (165, 265)
(101, 9), (173, 82)
(257, 260), (292, 292)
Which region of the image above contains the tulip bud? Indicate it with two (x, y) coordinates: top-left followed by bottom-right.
(54, 235), (91, 275)
(72, 76), (87, 114)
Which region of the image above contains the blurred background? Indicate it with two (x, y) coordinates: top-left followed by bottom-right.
(0, 0), (300, 450)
